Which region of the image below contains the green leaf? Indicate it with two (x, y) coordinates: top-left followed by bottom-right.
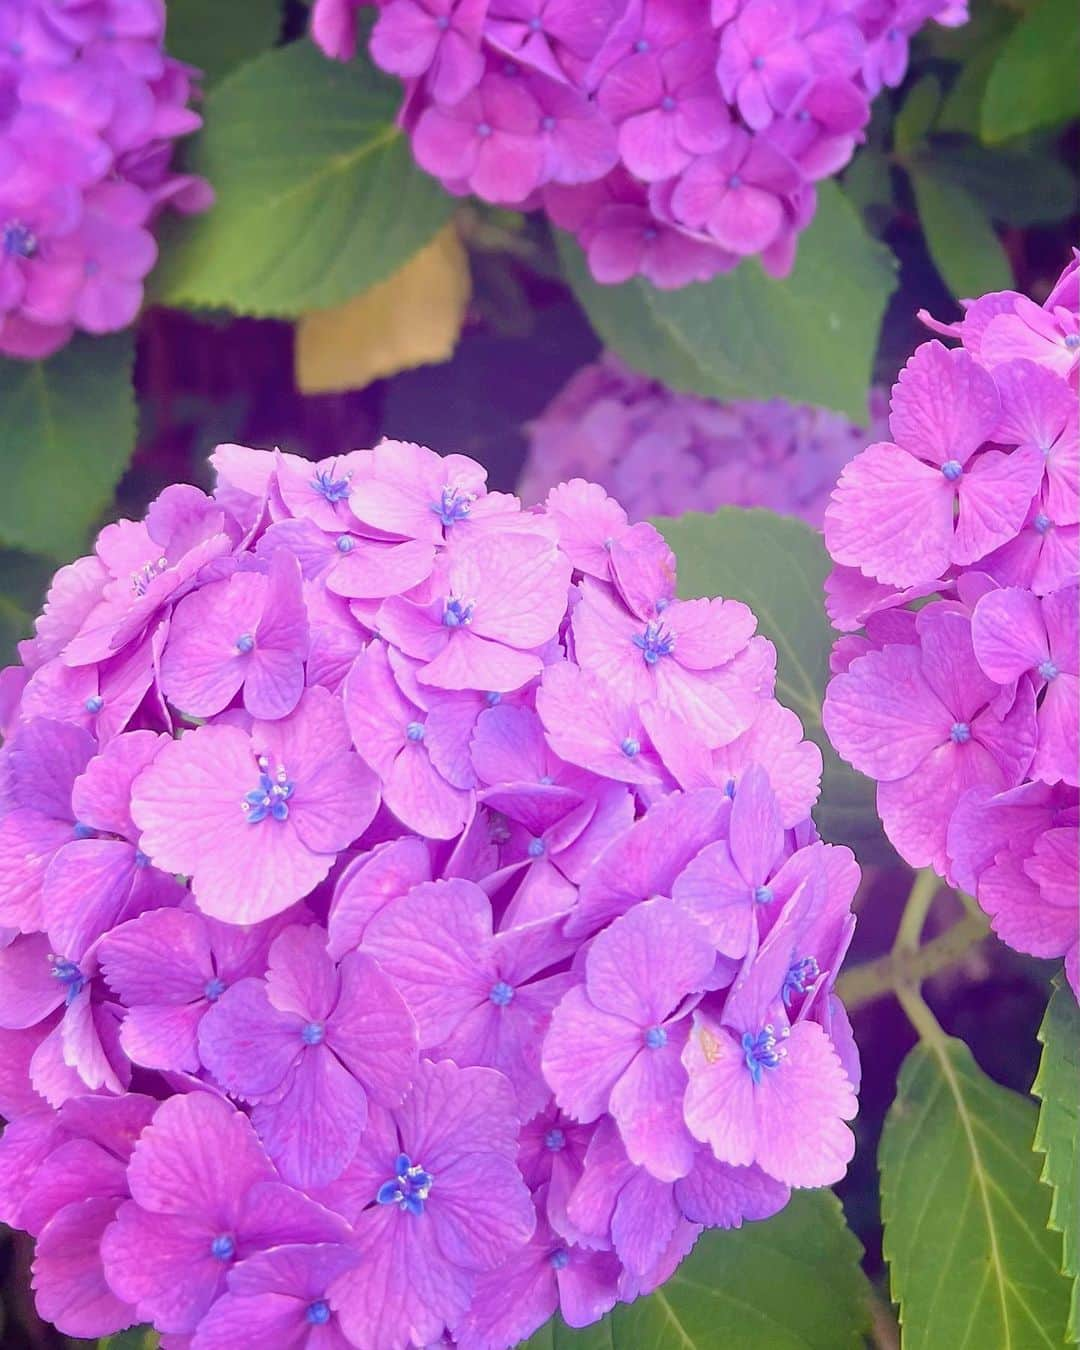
(914, 144), (1078, 227)
(653, 507), (889, 859)
(165, 0), (282, 87)
(558, 182), (897, 421)
(982, 0), (1080, 142)
(97, 1328), (159, 1349)
(523, 1191), (871, 1349)
(909, 168), (1012, 299)
(151, 41), (454, 318)
(880, 1036), (1072, 1349)
(0, 333), (136, 561)
(1033, 977), (1080, 1340)
(894, 75), (941, 154)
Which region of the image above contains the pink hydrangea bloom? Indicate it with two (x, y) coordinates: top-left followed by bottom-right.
(0, 0), (211, 358)
(0, 439), (860, 1343)
(520, 351), (888, 525)
(309, 0), (963, 286)
(823, 255), (1079, 996)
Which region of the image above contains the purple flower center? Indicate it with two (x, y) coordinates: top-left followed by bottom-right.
(235, 633), (255, 653)
(431, 484), (475, 526)
(633, 620), (676, 665)
(406, 721), (426, 742)
(550, 1248), (570, 1270)
(751, 55), (765, 69)
(635, 38), (650, 52)
(661, 94), (677, 111)
(742, 1025), (787, 1085)
(753, 884), (774, 905)
(544, 1127), (566, 1151)
(242, 755), (294, 823)
(1065, 333), (1080, 351)
(336, 534), (355, 553)
(489, 980), (515, 1007)
(1038, 660), (1059, 681)
(950, 721), (971, 744)
(210, 1233), (235, 1262)
(311, 469), (351, 502)
(73, 821), (95, 839)
(727, 174), (743, 190)
(435, 13), (450, 28)
(642, 225), (659, 242)
(442, 596), (474, 627)
(782, 956), (820, 1007)
(49, 956), (85, 1005)
(620, 736), (640, 757)
(527, 836), (546, 858)
(644, 1025), (668, 1049)
(134, 850), (150, 868)
(306, 1300), (332, 1325)
(377, 1153), (434, 1216)
(528, 15), (543, 30)
(3, 221), (37, 258)
(540, 115), (556, 132)
(130, 557), (168, 598)
(476, 121), (493, 139)
(204, 976), (227, 1002)
(84, 695), (104, 713)
(941, 459), (963, 482)
(301, 1021), (325, 1046)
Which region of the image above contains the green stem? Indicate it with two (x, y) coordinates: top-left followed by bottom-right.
(894, 980), (948, 1046)
(892, 868), (940, 957)
(837, 911), (990, 1012)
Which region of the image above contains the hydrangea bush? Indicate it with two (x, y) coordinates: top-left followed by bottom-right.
(822, 252), (1079, 996)
(309, 0), (966, 287)
(0, 442), (862, 1346)
(520, 351), (888, 524)
(0, 0), (212, 360)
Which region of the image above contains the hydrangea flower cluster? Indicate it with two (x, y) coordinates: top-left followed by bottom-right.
(310, 0), (965, 288)
(0, 0), (211, 359)
(519, 351), (888, 526)
(0, 440), (861, 1347)
(822, 252), (1079, 997)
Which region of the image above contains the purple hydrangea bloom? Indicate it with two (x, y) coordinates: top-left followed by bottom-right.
(823, 256), (1080, 996)
(0, 439), (861, 1342)
(520, 352), (887, 526)
(0, 0), (211, 358)
(309, 0), (965, 286)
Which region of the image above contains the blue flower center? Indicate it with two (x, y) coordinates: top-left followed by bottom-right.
(644, 1025), (668, 1050)
(301, 1021), (325, 1046)
(49, 956), (85, 1005)
(442, 596), (475, 628)
(550, 1248), (570, 1270)
(541, 114), (556, 131)
(782, 956), (820, 1007)
(632, 621), (676, 665)
(544, 1128), (566, 1151)
(435, 13), (450, 28)
(1038, 660), (1059, 681)
(134, 850), (150, 868)
(1033, 512), (1052, 535)
(235, 633), (255, 654)
(476, 121), (493, 138)
(661, 94), (676, 111)
(306, 1300), (331, 1325)
(336, 535), (355, 553)
(377, 1153), (434, 1216)
(2, 221), (36, 258)
(742, 1025), (788, 1085)
(204, 977), (227, 1002)
(489, 980), (515, 1007)
(635, 38), (649, 52)
(620, 736), (640, 757)
(406, 721), (426, 743)
(311, 469), (351, 502)
(210, 1233), (235, 1262)
(941, 459), (963, 482)
(753, 884), (774, 905)
(527, 837), (546, 858)
(129, 557), (168, 598)
(950, 721), (971, 744)
(486, 690), (501, 705)
(73, 821), (95, 839)
(243, 755), (294, 823)
(431, 485), (475, 526)
(528, 15), (543, 29)
(1065, 333), (1080, 351)
(751, 55), (765, 69)
(727, 173), (743, 190)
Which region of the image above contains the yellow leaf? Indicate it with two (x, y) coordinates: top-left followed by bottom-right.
(295, 225), (470, 393)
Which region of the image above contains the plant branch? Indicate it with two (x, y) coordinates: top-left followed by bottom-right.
(837, 911), (990, 1011)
